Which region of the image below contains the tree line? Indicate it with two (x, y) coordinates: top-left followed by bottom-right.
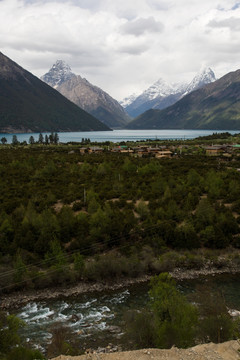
(0, 132), (59, 146)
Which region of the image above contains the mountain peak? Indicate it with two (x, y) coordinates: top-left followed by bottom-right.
(126, 67), (240, 130)
(41, 60), (75, 88)
(0, 52), (110, 133)
(41, 61), (130, 128)
(184, 67), (216, 94)
(142, 78), (180, 101)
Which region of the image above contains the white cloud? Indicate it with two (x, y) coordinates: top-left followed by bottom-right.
(0, 0), (239, 100)
(120, 17), (164, 37)
(208, 17), (240, 31)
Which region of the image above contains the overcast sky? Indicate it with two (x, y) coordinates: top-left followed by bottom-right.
(0, 0), (240, 100)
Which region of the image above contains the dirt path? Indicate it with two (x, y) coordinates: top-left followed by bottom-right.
(51, 341), (240, 360)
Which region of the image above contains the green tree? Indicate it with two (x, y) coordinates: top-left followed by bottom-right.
(206, 170), (224, 199)
(11, 135), (18, 146)
(136, 200), (149, 220)
(49, 132), (54, 144)
(73, 252), (85, 274)
(1, 137), (7, 145)
(13, 253), (27, 283)
(28, 136), (35, 145)
(45, 240), (66, 270)
(34, 209), (60, 255)
(58, 206), (76, 243)
(195, 198), (215, 229)
(0, 312), (45, 359)
(38, 133), (44, 144)
(53, 132), (59, 144)
(45, 134), (49, 145)
(149, 273), (198, 348)
(0, 216), (14, 253)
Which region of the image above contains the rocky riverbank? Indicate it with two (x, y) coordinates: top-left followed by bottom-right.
(1, 266), (240, 310)
(51, 340), (240, 360)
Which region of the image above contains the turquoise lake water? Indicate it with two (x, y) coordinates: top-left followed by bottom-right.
(0, 129), (239, 143)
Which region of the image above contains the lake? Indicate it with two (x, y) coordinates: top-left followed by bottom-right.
(0, 129), (239, 144)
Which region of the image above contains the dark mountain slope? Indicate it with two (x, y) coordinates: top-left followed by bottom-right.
(126, 69), (240, 130)
(0, 53), (110, 133)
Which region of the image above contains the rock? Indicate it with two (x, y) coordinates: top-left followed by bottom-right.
(70, 314), (80, 323)
(108, 325), (121, 333)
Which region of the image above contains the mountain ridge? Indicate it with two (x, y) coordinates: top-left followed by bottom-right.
(0, 52), (110, 133)
(123, 67), (216, 118)
(125, 68), (240, 130)
(42, 62), (130, 128)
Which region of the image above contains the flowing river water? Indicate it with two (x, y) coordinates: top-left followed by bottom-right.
(12, 274), (240, 354)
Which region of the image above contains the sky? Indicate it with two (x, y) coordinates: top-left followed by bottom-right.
(0, 0), (240, 100)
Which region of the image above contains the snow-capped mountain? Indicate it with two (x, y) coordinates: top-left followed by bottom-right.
(141, 78), (186, 100)
(120, 93), (139, 108)
(126, 68), (240, 130)
(182, 67), (216, 97)
(123, 67), (216, 118)
(41, 61), (130, 128)
(41, 60), (75, 88)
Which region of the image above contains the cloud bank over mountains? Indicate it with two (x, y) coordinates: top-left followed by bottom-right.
(0, 0), (240, 99)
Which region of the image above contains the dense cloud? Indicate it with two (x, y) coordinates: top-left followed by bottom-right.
(0, 0), (239, 99)
(208, 17), (240, 31)
(120, 17), (164, 37)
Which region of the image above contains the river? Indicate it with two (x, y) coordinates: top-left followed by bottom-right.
(0, 129), (239, 144)
(13, 274), (240, 354)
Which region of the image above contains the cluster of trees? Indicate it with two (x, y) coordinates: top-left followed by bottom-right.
(0, 148), (240, 291)
(125, 273), (239, 349)
(1, 144), (240, 356)
(0, 133), (59, 146)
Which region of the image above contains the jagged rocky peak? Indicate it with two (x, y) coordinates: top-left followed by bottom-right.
(122, 67), (216, 112)
(184, 67), (216, 94)
(142, 78), (175, 100)
(41, 60), (75, 88)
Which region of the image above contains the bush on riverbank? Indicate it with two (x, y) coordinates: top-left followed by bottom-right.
(124, 273), (240, 350)
(0, 312), (45, 360)
(1, 247), (240, 294)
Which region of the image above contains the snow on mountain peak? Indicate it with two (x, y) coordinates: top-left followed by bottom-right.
(120, 93), (139, 108)
(142, 78), (188, 101)
(184, 67), (216, 94)
(41, 60), (75, 88)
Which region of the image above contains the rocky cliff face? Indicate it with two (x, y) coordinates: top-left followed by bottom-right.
(42, 62), (130, 128)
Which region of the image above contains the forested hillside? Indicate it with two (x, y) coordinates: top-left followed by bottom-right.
(1, 143), (240, 292)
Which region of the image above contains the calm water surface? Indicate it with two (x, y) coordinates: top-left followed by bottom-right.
(1, 129), (239, 143)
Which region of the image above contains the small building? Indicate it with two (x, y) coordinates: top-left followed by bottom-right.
(79, 147), (87, 154)
(155, 150), (173, 159)
(204, 146), (224, 156)
(88, 146), (104, 153)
